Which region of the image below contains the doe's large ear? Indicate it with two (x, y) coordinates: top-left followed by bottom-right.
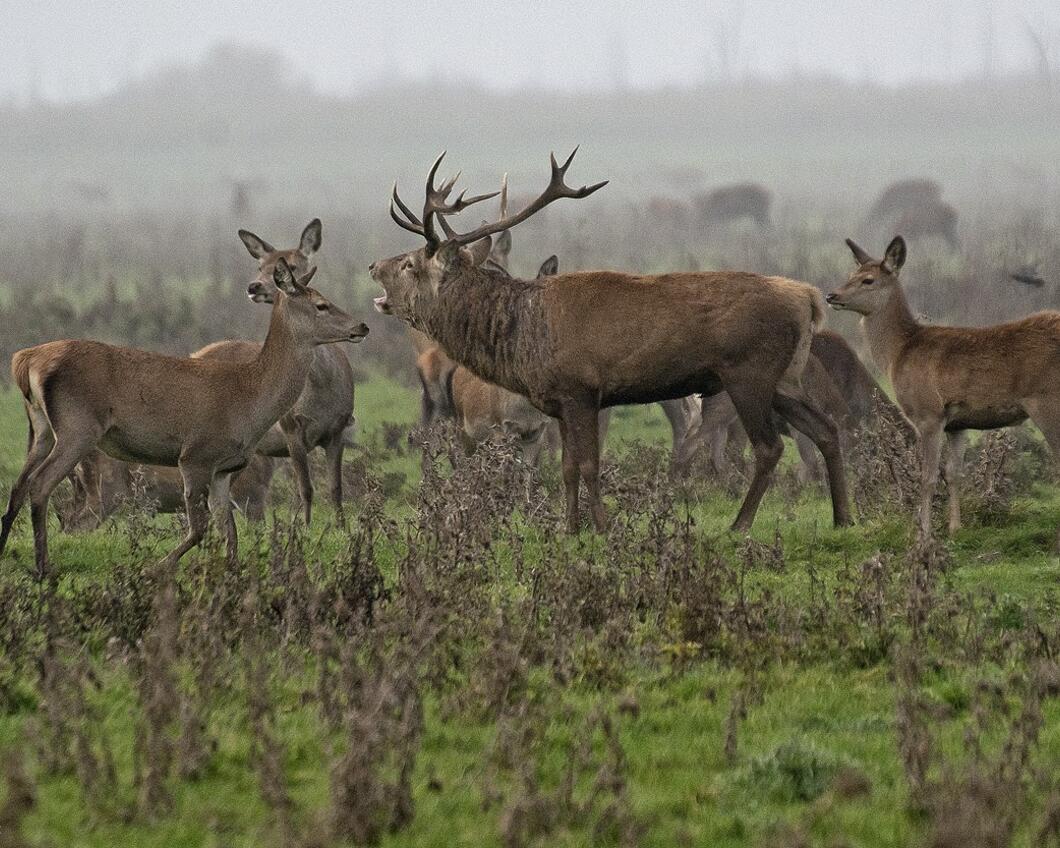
(882, 235), (907, 273)
(273, 257), (303, 295)
(239, 229), (274, 259)
(467, 235), (493, 267)
(299, 218), (322, 256)
(537, 255), (559, 278)
(845, 238), (873, 266)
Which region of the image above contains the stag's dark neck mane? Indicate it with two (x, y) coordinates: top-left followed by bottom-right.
(422, 264), (549, 396)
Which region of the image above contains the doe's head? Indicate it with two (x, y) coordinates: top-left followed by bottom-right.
(240, 218), (322, 304)
(271, 258), (368, 347)
(826, 236), (907, 316)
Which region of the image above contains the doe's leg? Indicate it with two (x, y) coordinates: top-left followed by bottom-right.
(945, 431), (967, 535)
(162, 464), (214, 570)
(914, 421), (944, 540)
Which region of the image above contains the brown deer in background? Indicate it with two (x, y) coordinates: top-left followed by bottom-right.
(693, 182), (772, 229)
(371, 150), (851, 532)
(68, 452), (275, 528)
(868, 178), (941, 222)
(827, 236), (1060, 540)
(0, 260), (367, 574)
(868, 178), (958, 249)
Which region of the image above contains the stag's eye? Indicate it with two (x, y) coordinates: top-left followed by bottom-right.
(862, 277), (875, 285)
(401, 259), (414, 272)
(315, 302), (329, 312)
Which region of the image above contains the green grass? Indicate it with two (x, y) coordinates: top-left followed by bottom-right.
(0, 377), (1058, 847)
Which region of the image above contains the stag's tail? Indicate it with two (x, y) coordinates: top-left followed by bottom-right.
(10, 349), (33, 402)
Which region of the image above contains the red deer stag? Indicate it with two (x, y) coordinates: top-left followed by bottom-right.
(0, 260), (368, 574)
(435, 182), (700, 464)
(371, 150), (851, 532)
(827, 236), (1060, 540)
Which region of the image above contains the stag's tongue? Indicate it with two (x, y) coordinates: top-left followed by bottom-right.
(373, 295), (390, 314)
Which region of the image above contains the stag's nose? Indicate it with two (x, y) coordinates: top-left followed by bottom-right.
(368, 261), (376, 274)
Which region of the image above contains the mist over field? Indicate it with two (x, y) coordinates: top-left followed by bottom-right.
(5, 6), (1060, 848)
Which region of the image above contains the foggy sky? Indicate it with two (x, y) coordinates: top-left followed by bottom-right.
(4, 0), (1060, 101)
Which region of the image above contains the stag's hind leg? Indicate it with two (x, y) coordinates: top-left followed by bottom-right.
(726, 383), (784, 532)
(773, 391), (853, 527)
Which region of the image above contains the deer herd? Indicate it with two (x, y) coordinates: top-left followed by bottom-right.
(1, 148), (1058, 573)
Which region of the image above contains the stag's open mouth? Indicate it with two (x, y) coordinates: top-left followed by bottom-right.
(373, 294), (391, 315)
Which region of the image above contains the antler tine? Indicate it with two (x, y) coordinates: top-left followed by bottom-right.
(390, 183), (424, 229)
(392, 149), (604, 252)
(443, 147), (608, 247)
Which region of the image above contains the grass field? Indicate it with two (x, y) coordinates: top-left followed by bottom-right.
(0, 374), (1059, 848)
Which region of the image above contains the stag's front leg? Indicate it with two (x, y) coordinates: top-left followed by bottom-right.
(564, 401), (606, 532)
(557, 416), (581, 532)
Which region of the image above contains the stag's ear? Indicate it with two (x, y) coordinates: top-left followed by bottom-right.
(845, 238), (873, 266)
(466, 235), (493, 267)
(481, 258), (511, 277)
(491, 229), (512, 262)
(273, 257), (303, 295)
(882, 236), (907, 273)
(434, 240), (465, 274)
(299, 219), (322, 256)
(537, 255), (559, 278)
(239, 229), (275, 259)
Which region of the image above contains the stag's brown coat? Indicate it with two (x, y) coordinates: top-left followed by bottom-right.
(371, 150), (850, 532)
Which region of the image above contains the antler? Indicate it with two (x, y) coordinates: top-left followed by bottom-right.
(440, 148), (607, 247)
(390, 149), (607, 253)
(390, 152), (498, 254)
